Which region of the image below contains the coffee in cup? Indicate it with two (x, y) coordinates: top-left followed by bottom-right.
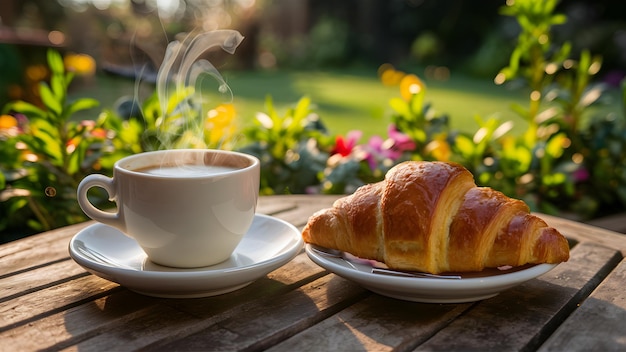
(77, 149), (260, 268)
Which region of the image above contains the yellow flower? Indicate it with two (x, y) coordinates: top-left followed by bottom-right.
(400, 74), (426, 101)
(425, 136), (451, 161)
(379, 64), (406, 86)
(205, 103), (237, 148)
(0, 115), (17, 129)
(64, 53), (96, 76)
(25, 64), (48, 82)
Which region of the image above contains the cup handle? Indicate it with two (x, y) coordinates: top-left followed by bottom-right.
(77, 174), (125, 231)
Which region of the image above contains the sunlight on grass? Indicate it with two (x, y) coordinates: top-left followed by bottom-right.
(222, 68), (532, 139)
(70, 67), (615, 141)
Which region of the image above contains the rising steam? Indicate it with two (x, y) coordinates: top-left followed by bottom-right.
(154, 29), (244, 149)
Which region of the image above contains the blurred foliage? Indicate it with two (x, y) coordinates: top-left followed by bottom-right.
(0, 50), (104, 239)
(0, 50), (241, 240)
(238, 96), (331, 194)
(2, 0), (626, 242)
(259, 15), (351, 69)
(306, 0), (626, 218)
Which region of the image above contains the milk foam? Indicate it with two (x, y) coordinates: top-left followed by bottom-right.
(139, 165), (236, 177)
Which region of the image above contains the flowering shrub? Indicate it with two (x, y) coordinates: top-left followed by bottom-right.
(238, 96), (331, 194)
(2, 0), (625, 241)
(0, 50), (242, 238)
(0, 50), (105, 238)
(259, 0), (626, 219)
(451, 0), (626, 217)
(329, 2), (623, 219)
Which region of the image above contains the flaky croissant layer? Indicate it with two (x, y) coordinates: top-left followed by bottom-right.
(302, 161), (570, 274)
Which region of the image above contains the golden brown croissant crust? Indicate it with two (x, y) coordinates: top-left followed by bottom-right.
(302, 161), (570, 274)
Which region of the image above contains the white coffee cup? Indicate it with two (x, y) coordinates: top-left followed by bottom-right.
(77, 149), (260, 268)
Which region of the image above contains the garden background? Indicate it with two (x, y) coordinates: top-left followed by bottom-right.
(1, 0), (626, 243)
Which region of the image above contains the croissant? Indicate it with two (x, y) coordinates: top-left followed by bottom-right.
(302, 161), (569, 274)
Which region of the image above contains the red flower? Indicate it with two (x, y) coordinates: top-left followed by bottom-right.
(332, 130), (362, 157)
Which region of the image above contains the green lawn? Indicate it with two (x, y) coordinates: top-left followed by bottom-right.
(71, 67), (545, 140)
(221, 68), (532, 138)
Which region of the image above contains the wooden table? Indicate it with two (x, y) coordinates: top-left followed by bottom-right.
(2, 195), (626, 351)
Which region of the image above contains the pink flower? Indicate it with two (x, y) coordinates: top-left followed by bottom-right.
(362, 125), (416, 170)
(387, 124), (416, 154)
(363, 135), (385, 170)
(573, 167), (589, 182)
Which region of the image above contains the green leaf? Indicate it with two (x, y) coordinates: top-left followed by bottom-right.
(66, 142), (87, 175)
(50, 71), (66, 100)
(389, 97), (410, 117)
(545, 133), (566, 159)
(293, 96), (311, 122)
(47, 49), (65, 75)
(28, 119), (63, 162)
(66, 98), (100, 117)
(8, 197), (29, 213)
(454, 135), (475, 158)
(410, 89), (425, 115)
(411, 129), (427, 144)
(552, 41), (571, 63)
(30, 117), (59, 139)
(543, 172), (566, 186)
(3, 100), (46, 118)
(39, 82), (62, 117)
(578, 50), (591, 77)
(549, 14), (567, 25)
(509, 103), (529, 120)
(27, 218), (45, 232)
(65, 71), (75, 86)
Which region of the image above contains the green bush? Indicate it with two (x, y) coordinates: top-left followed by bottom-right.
(2, 0), (625, 242)
(303, 0), (626, 219)
(0, 50), (106, 237)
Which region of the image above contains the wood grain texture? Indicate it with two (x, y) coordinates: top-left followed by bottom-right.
(0, 259), (86, 301)
(585, 212), (626, 234)
(0, 275), (120, 331)
(268, 293), (471, 352)
(0, 221), (92, 274)
(416, 242), (622, 351)
(539, 258), (626, 351)
(2, 195), (626, 352)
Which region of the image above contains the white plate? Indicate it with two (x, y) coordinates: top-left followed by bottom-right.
(305, 244), (558, 303)
(69, 214), (303, 298)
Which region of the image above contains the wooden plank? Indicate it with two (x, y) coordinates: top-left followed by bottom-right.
(4, 195), (625, 352)
(585, 212), (626, 234)
(33, 275), (362, 351)
(164, 251), (327, 319)
(1, 251), (326, 351)
(257, 196), (298, 215)
(0, 275), (120, 331)
(0, 221), (92, 274)
(267, 294), (471, 352)
(0, 290), (161, 351)
(416, 242), (622, 351)
(267, 196), (340, 230)
(0, 259), (86, 301)
(149, 275), (369, 351)
(539, 258), (626, 351)
(258, 194), (339, 220)
(58, 301), (202, 352)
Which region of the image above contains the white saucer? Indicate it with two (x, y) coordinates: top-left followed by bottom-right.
(305, 244), (558, 303)
(69, 214), (303, 298)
